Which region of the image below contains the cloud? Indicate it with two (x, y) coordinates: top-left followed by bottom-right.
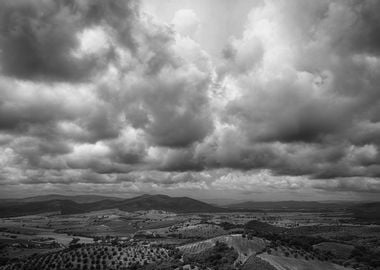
(121, 31), (214, 147)
(312, 177), (380, 193)
(1, 0), (380, 198)
(171, 9), (201, 39)
(193, 0), (380, 182)
(1, 1), (96, 81)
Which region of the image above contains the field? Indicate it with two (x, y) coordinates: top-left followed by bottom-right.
(0, 200), (379, 270)
(179, 234), (267, 263)
(258, 253), (352, 270)
(242, 255), (277, 270)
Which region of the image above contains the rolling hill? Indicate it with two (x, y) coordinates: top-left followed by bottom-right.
(21, 194), (124, 203)
(116, 194), (224, 212)
(0, 194), (123, 205)
(0, 194), (225, 217)
(226, 201), (352, 211)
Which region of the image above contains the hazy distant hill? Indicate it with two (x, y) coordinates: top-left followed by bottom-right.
(0, 194), (123, 206)
(0, 200), (78, 217)
(22, 194), (124, 203)
(0, 194), (225, 217)
(1, 194), (373, 218)
(226, 201), (352, 211)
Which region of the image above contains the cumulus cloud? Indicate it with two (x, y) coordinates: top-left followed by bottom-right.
(198, 0), (380, 180)
(1, 0), (380, 199)
(171, 9), (201, 39)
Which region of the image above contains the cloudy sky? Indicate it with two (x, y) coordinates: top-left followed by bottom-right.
(0, 0), (380, 201)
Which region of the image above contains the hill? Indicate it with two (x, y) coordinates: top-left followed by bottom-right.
(0, 194), (123, 205)
(258, 253), (352, 270)
(179, 234), (267, 263)
(0, 199), (80, 217)
(116, 194), (224, 213)
(0, 194), (225, 217)
(226, 201), (351, 211)
(21, 194), (124, 203)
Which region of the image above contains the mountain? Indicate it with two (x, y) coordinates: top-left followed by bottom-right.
(0, 194), (123, 205)
(0, 200), (78, 217)
(22, 194), (124, 204)
(0, 194), (225, 217)
(226, 200), (352, 211)
(116, 194), (224, 213)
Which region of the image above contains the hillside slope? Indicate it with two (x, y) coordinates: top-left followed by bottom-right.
(117, 194), (223, 213)
(258, 254), (352, 270)
(21, 194), (123, 203)
(0, 194), (225, 217)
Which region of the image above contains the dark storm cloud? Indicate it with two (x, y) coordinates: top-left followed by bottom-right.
(347, 0), (380, 55)
(0, 0), (138, 81)
(121, 32), (214, 148)
(157, 147), (204, 172)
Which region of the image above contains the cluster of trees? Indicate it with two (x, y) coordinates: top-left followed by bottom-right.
(244, 220), (286, 234)
(127, 248), (183, 270)
(175, 224), (226, 239)
(217, 222), (243, 231)
(349, 245), (380, 268)
(0, 243), (171, 270)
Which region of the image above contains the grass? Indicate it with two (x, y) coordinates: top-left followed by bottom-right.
(258, 253), (352, 270)
(179, 234), (267, 263)
(242, 255), (277, 270)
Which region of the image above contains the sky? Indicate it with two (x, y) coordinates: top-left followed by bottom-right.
(0, 0), (380, 201)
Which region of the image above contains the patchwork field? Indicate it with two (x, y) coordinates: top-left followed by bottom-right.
(258, 253), (352, 270)
(0, 197), (379, 270)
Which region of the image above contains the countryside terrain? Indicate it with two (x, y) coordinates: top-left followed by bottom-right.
(0, 194), (379, 270)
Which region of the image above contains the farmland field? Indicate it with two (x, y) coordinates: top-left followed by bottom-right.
(258, 253), (352, 270)
(179, 234), (267, 263)
(0, 195), (379, 270)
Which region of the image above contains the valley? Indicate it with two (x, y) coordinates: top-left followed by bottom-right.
(0, 195), (379, 270)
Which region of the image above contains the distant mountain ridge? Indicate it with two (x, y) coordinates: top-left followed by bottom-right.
(0, 194), (378, 219)
(0, 194), (123, 205)
(0, 194), (225, 217)
(23, 194), (124, 203)
(225, 200), (354, 211)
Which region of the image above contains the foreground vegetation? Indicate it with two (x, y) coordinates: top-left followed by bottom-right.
(0, 207), (379, 270)
(0, 243), (172, 270)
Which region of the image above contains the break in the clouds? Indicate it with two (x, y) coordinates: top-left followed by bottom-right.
(0, 0), (380, 200)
